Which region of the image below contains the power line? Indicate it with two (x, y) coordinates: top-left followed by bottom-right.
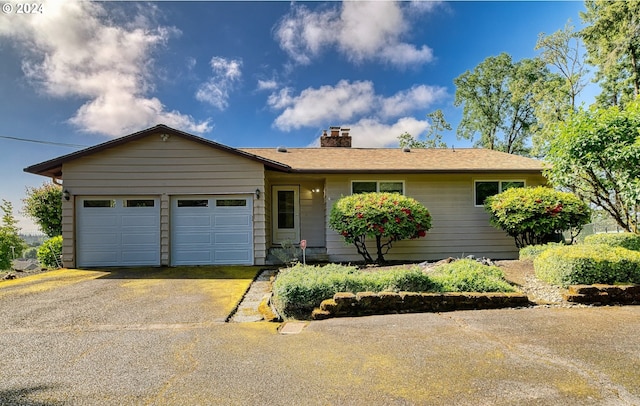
(0, 134), (88, 149)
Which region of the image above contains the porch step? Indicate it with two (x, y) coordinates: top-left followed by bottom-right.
(266, 247), (328, 265)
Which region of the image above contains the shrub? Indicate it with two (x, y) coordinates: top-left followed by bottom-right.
(429, 259), (516, 293)
(519, 242), (565, 261)
(534, 244), (640, 287)
(329, 192), (432, 264)
(272, 263), (434, 318)
(584, 233), (640, 251)
(484, 186), (591, 248)
(37, 236), (63, 268)
(23, 247), (38, 259)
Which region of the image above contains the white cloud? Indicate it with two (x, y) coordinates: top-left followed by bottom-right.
(348, 117), (431, 148)
(0, 0), (210, 137)
(269, 80), (376, 131)
(195, 57), (242, 110)
(274, 2), (434, 68)
(257, 79), (278, 92)
(381, 85), (448, 118)
(268, 80), (447, 133)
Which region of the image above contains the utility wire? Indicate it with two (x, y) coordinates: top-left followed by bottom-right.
(0, 134), (88, 149)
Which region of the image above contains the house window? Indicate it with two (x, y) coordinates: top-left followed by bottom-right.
(83, 200), (115, 208)
(352, 181), (404, 194)
(474, 180), (525, 206)
(125, 199), (155, 208)
(216, 199), (247, 207)
(177, 199), (208, 207)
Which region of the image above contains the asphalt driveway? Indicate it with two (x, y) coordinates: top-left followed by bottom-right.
(1, 269), (640, 405)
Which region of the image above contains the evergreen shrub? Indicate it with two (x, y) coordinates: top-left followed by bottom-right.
(584, 233), (640, 251)
(534, 244), (640, 287)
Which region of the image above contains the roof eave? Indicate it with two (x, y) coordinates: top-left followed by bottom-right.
(286, 168), (545, 174)
(23, 124), (291, 178)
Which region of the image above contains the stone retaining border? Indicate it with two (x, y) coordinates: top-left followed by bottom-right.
(311, 291), (531, 320)
(563, 284), (640, 305)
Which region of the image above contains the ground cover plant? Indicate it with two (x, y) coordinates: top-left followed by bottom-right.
(329, 192), (432, 264)
(272, 261), (516, 318)
(429, 259), (516, 293)
(534, 243), (640, 288)
(519, 242), (565, 261)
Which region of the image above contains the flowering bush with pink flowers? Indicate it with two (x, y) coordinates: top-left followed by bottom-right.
(329, 192), (432, 264)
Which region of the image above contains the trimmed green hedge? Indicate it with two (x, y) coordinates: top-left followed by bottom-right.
(272, 264), (435, 318)
(519, 242), (565, 261)
(272, 261), (516, 318)
(534, 244), (640, 288)
(584, 233), (640, 251)
(430, 259), (515, 293)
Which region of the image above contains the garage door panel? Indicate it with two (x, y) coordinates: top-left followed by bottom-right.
(121, 233), (159, 245)
(214, 215), (251, 227)
(214, 232), (250, 245)
(174, 215), (212, 227)
(82, 232), (119, 246)
(122, 214), (159, 227)
(171, 195), (253, 265)
(173, 250), (213, 264)
(214, 250), (252, 262)
(83, 215), (120, 227)
(174, 232), (212, 245)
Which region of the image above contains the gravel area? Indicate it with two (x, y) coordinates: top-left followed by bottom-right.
(496, 260), (592, 308)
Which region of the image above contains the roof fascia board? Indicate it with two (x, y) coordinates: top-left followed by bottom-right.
(24, 124), (290, 177)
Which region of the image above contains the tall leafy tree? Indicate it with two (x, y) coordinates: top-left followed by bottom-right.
(397, 110), (451, 148)
(23, 182), (62, 238)
(545, 99), (640, 234)
(0, 200), (26, 270)
(454, 53), (546, 155)
(532, 23), (589, 155)
(580, 0), (640, 107)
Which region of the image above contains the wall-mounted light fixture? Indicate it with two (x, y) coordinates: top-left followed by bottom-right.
(311, 188), (321, 193)
(63, 190), (70, 201)
(255, 188), (261, 199)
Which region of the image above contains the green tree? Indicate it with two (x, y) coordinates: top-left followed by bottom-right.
(329, 193), (432, 264)
(580, 0), (640, 107)
(0, 200), (26, 270)
(484, 186), (591, 248)
(398, 110), (451, 148)
(545, 99), (640, 233)
(453, 53), (547, 155)
(532, 22), (589, 155)
(23, 182), (62, 237)
(37, 235), (63, 268)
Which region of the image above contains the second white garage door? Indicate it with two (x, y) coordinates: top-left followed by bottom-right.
(171, 195), (254, 265)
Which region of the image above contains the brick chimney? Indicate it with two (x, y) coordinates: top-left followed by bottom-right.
(321, 126), (352, 148)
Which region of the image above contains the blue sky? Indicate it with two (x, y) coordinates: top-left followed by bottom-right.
(1, 1), (591, 233)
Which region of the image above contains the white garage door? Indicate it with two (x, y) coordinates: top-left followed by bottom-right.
(171, 195), (254, 265)
(77, 197), (161, 267)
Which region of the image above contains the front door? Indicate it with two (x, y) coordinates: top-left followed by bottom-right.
(272, 186), (300, 244)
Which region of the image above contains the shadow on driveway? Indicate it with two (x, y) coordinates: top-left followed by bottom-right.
(93, 265), (263, 280)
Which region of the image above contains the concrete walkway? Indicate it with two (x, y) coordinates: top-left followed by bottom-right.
(230, 269), (276, 322)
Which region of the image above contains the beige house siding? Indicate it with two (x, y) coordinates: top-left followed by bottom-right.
(324, 173), (547, 262)
(61, 134), (266, 267)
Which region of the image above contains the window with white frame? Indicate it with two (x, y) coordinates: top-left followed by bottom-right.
(474, 180), (525, 206)
(351, 181), (404, 194)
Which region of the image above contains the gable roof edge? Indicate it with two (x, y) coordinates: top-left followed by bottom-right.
(23, 124), (291, 178)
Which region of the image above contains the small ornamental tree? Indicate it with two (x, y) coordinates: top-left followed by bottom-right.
(23, 182), (62, 237)
(329, 192), (432, 264)
(0, 200), (26, 270)
(484, 186), (591, 248)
